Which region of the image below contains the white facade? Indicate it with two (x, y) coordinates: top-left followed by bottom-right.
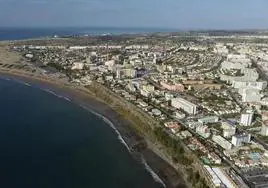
(196, 125), (211, 138)
(140, 89), (150, 97)
(223, 128), (236, 138)
(232, 81), (267, 90)
(171, 97), (197, 115)
(187, 121), (203, 129)
(240, 112), (253, 126)
(198, 116), (219, 124)
(221, 61), (249, 70)
(261, 124), (268, 136)
(241, 88), (261, 103)
(105, 60), (115, 67)
(71, 62), (84, 70)
(231, 134), (251, 147)
(220, 68), (259, 83)
(165, 93), (174, 101)
(212, 135), (232, 150)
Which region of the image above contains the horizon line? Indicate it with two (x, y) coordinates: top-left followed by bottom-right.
(0, 26), (268, 32)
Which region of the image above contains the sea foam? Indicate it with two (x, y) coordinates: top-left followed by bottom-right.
(80, 104), (166, 188)
(79, 105), (131, 152)
(141, 156), (166, 188)
(37, 85), (165, 187)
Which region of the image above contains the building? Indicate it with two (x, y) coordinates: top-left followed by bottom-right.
(140, 89), (151, 97)
(116, 68), (137, 79)
(152, 109), (162, 116)
(203, 165), (222, 188)
(171, 97), (197, 115)
(164, 122), (181, 134)
(223, 128), (236, 138)
(104, 59), (116, 67)
(212, 168), (239, 188)
(208, 153), (222, 164)
(240, 111), (253, 126)
(221, 122), (236, 138)
(180, 130), (192, 138)
(220, 68), (259, 84)
(196, 125), (211, 138)
(165, 92), (174, 101)
(198, 116), (219, 124)
(187, 121), (203, 129)
(261, 120), (268, 136)
(212, 135), (232, 150)
(160, 82), (184, 92)
(240, 88), (261, 103)
(232, 81), (267, 90)
(174, 111), (186, 120)
(231, 133), (251, 147)
(142, 84), (155, 92)
(71, 62), (84, 70)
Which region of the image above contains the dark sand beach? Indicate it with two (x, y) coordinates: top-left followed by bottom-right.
(0, 70), (187, 188)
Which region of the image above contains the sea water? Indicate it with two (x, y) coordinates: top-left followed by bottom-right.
(0, 78), (163, 188)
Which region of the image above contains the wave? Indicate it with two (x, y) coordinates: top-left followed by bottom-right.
(4, 79), (165, 187)
(79, 105), (130, 152)
(8, 78), (31, 87)
(141, 156), (166, 188)
(41, 88), (71, 102)
(23, 82), (31, 87)
(80, 104), (166, 187)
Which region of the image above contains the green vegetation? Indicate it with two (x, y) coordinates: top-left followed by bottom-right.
(257, 135), (268, 144)
(154, 127), (193, 165)
(261, 105), (268, 111)
(186, 168), (209, 188)
(86, 82), (209, 188)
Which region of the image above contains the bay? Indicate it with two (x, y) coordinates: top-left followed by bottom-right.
(0, 27), (177, 41)
(0, 78), (163, 188)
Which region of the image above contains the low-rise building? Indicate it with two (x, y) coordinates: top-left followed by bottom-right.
(152, 108), (162, 116)
(198, 116), (219, 124)
(196, 125), (211, 138)
(208, 153), (222, 164)
(212, 135), (232, 150)
(180, 130), (192, 138)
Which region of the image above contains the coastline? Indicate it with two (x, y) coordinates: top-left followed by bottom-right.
(0, 69), (187, 188)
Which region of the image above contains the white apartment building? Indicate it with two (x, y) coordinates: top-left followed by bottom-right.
(171, 97), (197, 115)
(240, 112), (253, 126)
(232, 81), (267, 90)
(198, 116), (219, 124)
(220, 68), (259, 83)
(241, 88), (261, 103)
(221, 122), (236, 139)
(212, 135), (232, 150)
(223, 128), (236, 138)
(261, 120), (268, 136)
(231, 134), (251, 147)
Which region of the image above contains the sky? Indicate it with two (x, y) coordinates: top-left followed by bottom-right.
(0, 0), (267, 29)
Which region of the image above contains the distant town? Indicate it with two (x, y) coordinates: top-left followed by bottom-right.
(2, 31), (268, 188)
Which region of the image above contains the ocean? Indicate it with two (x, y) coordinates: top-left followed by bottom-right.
(0, 27), (178, 41)
(0, 77), (164, 188)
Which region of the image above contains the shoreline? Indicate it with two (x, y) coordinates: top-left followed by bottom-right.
(0, 69), (187, 188)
